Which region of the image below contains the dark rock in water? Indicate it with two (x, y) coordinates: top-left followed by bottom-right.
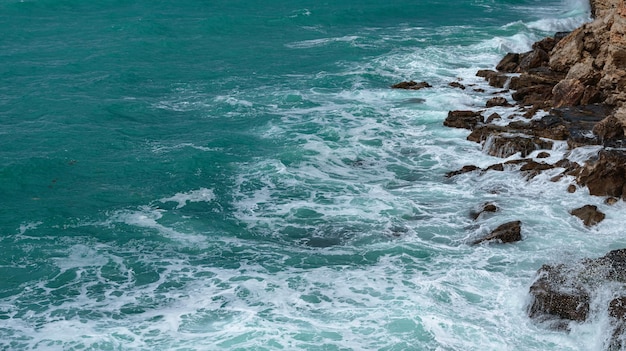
(448, 81), (466, 90)
(528, 264), (591, 323)
(606, 197), (620, 205)
(496, 53), (520, 72)
(486, 112), (501, 123)
(472, 220), (522, 245)
(391, 81), (432, 90)
(486, 163), (504, 171)
(577, 149), (626, 198)
(445, 165), (481, 178)
(305, 237), (341, 248)
(528, 248), (626, 346)
(476, 69), (510, 88)
(486, 97), (511, 107)
(567, 184), (577, 193)
(444, 110), (483, 129)
(484, 134), (553, 158)
(469, 202), (498, 220)
(570, 204), (605, 226)
(537, 151), (551, 158)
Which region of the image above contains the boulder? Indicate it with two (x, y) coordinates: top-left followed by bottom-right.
(391, 81), (432, 90)
(576, 149), (626, 198)
(445, 165), (481, 178)
(486, 97), (511, 107)
(484, 134), (553, 158)
(444, 110), (483, 129)
(552, 79), (586, 107)
(528, 248), (626, 347)
(469, 202), (499, 220)
(472, 220), (522, 245)
(570, 204), (606, 226)
(448, 81), (466, 90)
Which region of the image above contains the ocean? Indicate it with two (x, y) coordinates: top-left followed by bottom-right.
(1, 0), (622, 349)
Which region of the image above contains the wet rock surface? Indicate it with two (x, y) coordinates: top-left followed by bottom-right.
(471, 220), (522, 245)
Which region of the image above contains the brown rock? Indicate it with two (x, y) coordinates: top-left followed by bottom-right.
(448, 81), (466, 90)
(567, 184), (577, 193)
(606, 196), (620, 205)
(518, 48), (550, 71)
(577, 149), (626, 198)
(537, 151), (551, 158)
(528, 264), (591, 322)
(593, 115), (625, 143)
(484, 134), (553, 158)
(472, 220), (522, 245)
(485, 113), (501, 123)
(391, 81), (432, 90)
(486, 97), (511, 107)
(445, 165), (481, 178)
(496, 53), (520, 72)
(444, 110), (483, 129)
(552, 79), (586, 107)
(486, 163), (504, 172)
(469, 202), (499, 220)
(570, 204), (606, 226)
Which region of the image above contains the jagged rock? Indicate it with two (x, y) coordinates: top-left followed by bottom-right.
(484, 134), (553, 158)
(518, 48), (550, 71)
(469, 202), (498, 220)
(496, 53), (521, 72)
(472, 220), (522, 245)
(448, 81), (466, 90)
(485, 112), (501, 123)
(486, 163), (504, 171)
(528, 248), (626, 347)
(606, 196), (620, 205)
(477, 69), (509, 88)
(512, 84), (554, 108)
(486, 97), (511, 107)
(577, 149), (626, 198)
(391, 81), (432, 90)
(570, 204), (606, 226)
(537, 151), (551, 158)
(552, 79), (586, 107)
(445, 165), (481, 178)
(568, 184), (577, 193)
(444, 110), (483, 129)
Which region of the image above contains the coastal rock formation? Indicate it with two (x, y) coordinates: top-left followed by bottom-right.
(471, 220), (522, 245)
(391, 81), (432, 90)
(570, 204), (606, 226)
(528, 249), (626, 346)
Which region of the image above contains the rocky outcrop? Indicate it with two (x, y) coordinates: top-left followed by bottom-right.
(528, 249), (626, 346)
(471, 220), (522, 245)
(443, 110), (483, 129)
(576, 149), (626, 198)
(570, 204), (606, 226)
(391, 81), (432, 90)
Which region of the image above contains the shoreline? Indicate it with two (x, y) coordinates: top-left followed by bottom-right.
(395, 0), (626, 348)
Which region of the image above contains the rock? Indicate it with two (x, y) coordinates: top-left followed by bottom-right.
(606, 197), (620, 205)
(570, 204), (606, 226)
(528, 248), (626, 347)
(469, 202), (498, 220)
(528, 264), (591, 323)
(486, 97), (511, 107)
(511, 84), (554, 108)
(518, 48), (550, 71)
(496, 53), (521, 72)
(485, 112), (501, 123)
(486, 163), (504, 171)
(391, 81), (432, 90)
(444, 110), (483, 129)
(445, 165), (481, 178)
(484, 134), (553, 158)
(472, 220), (522, 245)
(476, 69), (510, 88)
(552, 79), (586, 107)
(537, 151), (551, 158)
(576, 149), (626, 198)
(593, 115), (625, 144)
(448, 81), (466, 90)
(567, 184), (577, 193)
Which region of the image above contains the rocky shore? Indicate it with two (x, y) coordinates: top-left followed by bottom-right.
(395, 0), (626, 348)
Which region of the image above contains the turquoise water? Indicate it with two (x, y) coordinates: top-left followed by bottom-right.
(1, 0), (623, 350)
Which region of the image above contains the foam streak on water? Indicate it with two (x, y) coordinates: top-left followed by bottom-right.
(1, 0), (622, 350)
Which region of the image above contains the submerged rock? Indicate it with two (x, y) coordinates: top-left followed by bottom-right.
(472, 220), (522, 245)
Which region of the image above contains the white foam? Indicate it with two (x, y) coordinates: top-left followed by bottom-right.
(159, 188), (216, 209)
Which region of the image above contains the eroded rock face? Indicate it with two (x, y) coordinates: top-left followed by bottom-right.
(576, 149), (626, 198)
(570, 204), (606, 226)
(484, 134), (554, 158)
(528, 248), (626, 347)
(444, 110), (483, 129)
(472, 220), (522, 245)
